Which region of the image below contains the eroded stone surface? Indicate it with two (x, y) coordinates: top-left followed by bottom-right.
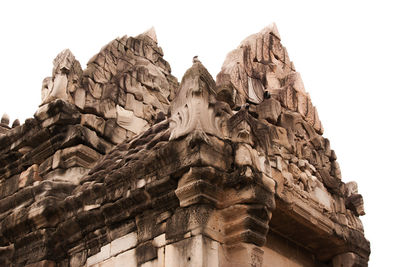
(216, 23), (323, 134)
(0, 25), (369, 267)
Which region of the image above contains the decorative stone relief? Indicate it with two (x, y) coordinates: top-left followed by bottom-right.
(169, 61), (231, 141)
(41, 49), (82, 105)
(345, 181), (366, 216)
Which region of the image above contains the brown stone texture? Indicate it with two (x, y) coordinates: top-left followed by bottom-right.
(0, 25), (369, 267)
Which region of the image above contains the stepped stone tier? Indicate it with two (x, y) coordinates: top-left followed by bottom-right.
(0, 24), (369, 267)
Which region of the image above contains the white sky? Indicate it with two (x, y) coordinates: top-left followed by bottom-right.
(0, 1), (399, 265)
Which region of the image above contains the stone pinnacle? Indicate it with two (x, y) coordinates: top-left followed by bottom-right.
(1, 113), (9, 125)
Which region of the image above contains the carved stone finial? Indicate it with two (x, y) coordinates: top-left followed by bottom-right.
(12, 119), (20, 128)
(41, 49), (82, 106)
(169, 61), (230, 140)
(1, 113), (9, 125)
(345, 181), (365, 216)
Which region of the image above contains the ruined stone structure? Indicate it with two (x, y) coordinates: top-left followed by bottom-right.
(0, 25), (369, 266)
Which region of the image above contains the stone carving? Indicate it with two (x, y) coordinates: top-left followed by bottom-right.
(0, 25), (369, 267)
(1, 113), (9, 125)
(11, 119), (20, 128)
(38, 28), (177, 145)
(81, 28), (177, 140)
(41, 49), (82, 105)
(345, 181), (366, 216)
(169, 61), (231, 141)
(217, 23), (323, 134)
(0, 113), (10, 135)
(345, 181), (358, 197)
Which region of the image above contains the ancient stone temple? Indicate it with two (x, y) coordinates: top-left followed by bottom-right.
(0, 24), (370, 266)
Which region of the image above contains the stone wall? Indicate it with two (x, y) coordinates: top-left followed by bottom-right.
(0, 24), (369, 267)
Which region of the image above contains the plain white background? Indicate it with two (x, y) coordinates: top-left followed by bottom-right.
(0, 1), (399, 265)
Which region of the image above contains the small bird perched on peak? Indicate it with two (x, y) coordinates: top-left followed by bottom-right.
(192, 56), (201, 64)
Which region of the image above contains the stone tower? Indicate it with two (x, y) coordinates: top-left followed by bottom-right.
(0, 24), (369, 267)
